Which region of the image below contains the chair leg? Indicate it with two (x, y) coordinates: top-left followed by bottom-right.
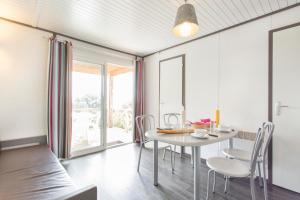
(206, 169), (213, 200)
(173, 146), (176, 169)
(257, 162), (263, 187)
(212, 171), (216, 193)
(224, 176), (228, 193)
(263, 160), (268, 200)
(162, 148), (166, 160)
(170, 146), (175, 173)
(250, 175), (256, 200)
(224, 157), (228, 179)
(191, 147), (194, 166)
(180, 149), (183, 158)
(137, 143), (143, 172)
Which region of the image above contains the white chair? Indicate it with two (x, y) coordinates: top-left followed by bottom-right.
(163, 113), (180, 169)
(163, 113), (181, 129)
(222, 122), (275, 200)
(136, 114), (174, 172)
(164, 113), (195, 166)
(206, 127), (265, 200)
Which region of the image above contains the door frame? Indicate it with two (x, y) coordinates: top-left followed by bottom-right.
(102, 64), (108, 149)
(268, 21), (300, 185)
(158, 54), (186, 127)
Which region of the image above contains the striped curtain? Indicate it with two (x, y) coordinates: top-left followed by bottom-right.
(48, 37), (73, 159)
(134, 59), (144, 143)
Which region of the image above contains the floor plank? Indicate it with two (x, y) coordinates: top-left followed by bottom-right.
(62, 144), (300, 200)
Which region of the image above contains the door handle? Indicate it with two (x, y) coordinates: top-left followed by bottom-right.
(275, 101), (288, 116)
(280, 105), (289, 108)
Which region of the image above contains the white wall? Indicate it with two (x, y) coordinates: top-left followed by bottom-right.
(0, 20), (136, 142)
(58, 36), (136, 67)
(0, 20), (52, 141)
(144, 6), (300, 159)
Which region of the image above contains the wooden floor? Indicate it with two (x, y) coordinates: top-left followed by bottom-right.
(62, 144), (300, 200)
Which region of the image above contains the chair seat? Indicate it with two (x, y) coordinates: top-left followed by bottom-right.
(144, 141), (171, 150)
(222, 148), (252, 161)
(206, 157), (250, 177)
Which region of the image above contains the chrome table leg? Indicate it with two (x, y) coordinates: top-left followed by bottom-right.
(194, 146), (201, 200)
(154, 140), (158, 186)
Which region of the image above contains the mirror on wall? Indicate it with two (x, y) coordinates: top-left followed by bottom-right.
(159, 55), (185, 128)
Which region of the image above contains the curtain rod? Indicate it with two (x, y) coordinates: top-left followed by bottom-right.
(0, 16), (140, 58)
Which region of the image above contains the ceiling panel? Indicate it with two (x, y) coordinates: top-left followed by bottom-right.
(0, 0), (37, 24)
(0, 0), (298, 56)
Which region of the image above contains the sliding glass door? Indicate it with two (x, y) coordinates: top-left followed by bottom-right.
(71, 61), (105, 156)
(70, 61), (134, 156)
(106, 63), (134, 147)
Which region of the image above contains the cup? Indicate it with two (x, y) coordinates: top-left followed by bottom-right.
(195, 129), (207, 137)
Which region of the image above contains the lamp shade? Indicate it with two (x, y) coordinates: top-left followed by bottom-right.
(172, 3), (199, 37)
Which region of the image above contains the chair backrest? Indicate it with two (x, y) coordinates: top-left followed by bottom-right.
(135, 114), (155, 143)
(163, 113), (180, 129)
(250, 128), (264, 174)
(261, 122), (275, 159)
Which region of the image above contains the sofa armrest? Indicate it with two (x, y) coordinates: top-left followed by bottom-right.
(54, 185), (97, 200)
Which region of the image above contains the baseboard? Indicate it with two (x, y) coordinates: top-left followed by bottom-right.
(0, 135), (47, 150)
(270, 184), (300, 195)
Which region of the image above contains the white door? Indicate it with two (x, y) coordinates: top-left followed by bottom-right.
(159, 56), (184, 127)
(272, 25), (300, 193)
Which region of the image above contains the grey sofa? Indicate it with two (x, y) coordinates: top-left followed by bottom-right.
(0, 145), (97, 200)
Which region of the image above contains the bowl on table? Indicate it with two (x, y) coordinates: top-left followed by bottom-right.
(215, 125), (233, 133)
(191, 118), (211, 130)
(191, 123), (210, 129)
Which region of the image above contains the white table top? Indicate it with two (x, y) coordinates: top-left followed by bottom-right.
(145, 130), (238, 147)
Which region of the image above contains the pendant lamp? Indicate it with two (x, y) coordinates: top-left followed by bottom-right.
(172, 1), (199, 37)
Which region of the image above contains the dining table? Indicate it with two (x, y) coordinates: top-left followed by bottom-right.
(145, 129), (238, 200)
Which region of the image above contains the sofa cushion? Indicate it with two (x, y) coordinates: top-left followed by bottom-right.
(0, 145), (77, 200)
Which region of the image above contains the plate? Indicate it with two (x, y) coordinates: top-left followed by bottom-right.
(215, 127), (232, 133)
(191, 133), (209, 139)
(195, 129), (208, 134)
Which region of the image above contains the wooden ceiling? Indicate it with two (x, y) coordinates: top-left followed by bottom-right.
(0, 0), (299, 56)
